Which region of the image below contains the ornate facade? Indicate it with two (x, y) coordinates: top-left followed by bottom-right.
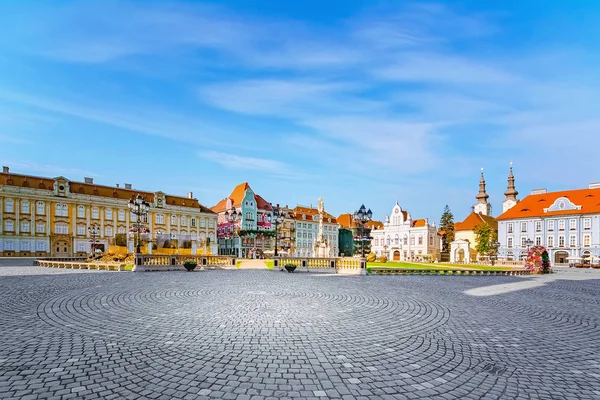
(291, 202), (338, 257)
(370, 202), (441, 261)
(0, 167), (218, 257)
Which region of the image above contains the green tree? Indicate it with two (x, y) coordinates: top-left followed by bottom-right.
(439, 205), (455, 253)
(114, 233), (127, 247)
(474, 222), (498, 257)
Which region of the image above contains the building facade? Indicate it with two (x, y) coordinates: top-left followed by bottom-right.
(497, 183), (600, 265)
(291, 203), (339, 257)
(370, 202), (441, 261)
(450, 169), (498, 263)
(0, 167), (218, 257)
(212, 183), (274, 258)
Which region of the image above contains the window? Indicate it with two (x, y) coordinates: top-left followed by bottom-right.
(4, 241), (14, 251)
(117, 227), (125, 234)
(584, 218), (591, 230)
(558, 235), (565, 247)
(36, 223), (45, 233)
(106, 209), (113, 220)
(191, 218), (196, 228)
(535, 221), (542, 232)
(142, 214), (148, 223)
(209, 219), (214, 228)
(77, 205), (85, 218)
(507, 237), (513, 248)
(4, 199), (14, 213)
(410, 235), (415, 245)
(569, 219), (576, 230)
(584, 235), (591, 247)
(35, 242), (46, 251)
(76, 243), (86, 252)
(21, 201), (30, 214)
(547, 236), (554, 247)
(394, 235), (399, 245)
(403, 235), (408, 245)
(5, 221), (14, 231)
(91, 207), (99, 219)
(558, 220), (565, 231)
(181, 216), (187, 226)
(521, 222), (527, 232)
(386, 236), (390, 245)
(106, 227), (113, 237)
(171, 215), (177, 225)
(535, 236), (542, 246)
(521, 237), (527, 248)
(118, 210), (125, 221)
(507, 223), (513, 234)
(21, 222), (30, 233)
(374, 238), (379, 246)
(36, 201), (45, 215)
(55, 203), (68, 217)
(418, 235), (423, 245)
(200, 218), (206, 228)
(429, 235), (434, 246)
(569, 235), (576, 247)
(548, 220), (555, 231)
(77, 225), (85, 235)
(55, 223), (68, 234)
(156, 214), (164, 224)
(20, 241), (30, 251)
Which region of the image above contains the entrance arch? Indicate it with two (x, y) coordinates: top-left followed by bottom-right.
(393, 250), (400, 261)
(457, 249), (465, 262)
(554, 251), (569, 265)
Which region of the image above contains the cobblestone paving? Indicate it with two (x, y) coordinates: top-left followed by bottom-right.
(1, 268), (600, 400)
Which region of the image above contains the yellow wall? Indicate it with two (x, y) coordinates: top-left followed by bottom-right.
(455, 230), (478, 261)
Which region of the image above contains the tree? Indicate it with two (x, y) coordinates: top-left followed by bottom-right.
(474, 222), (498, 258)
(114, 233), (127, 247)
(439, 205), (455, 253)
(541, 250), (551, 273)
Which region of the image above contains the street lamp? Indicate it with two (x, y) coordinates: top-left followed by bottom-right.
(353, 204), (373, 257)
(225, 206), (239, 256)
(526, 238), (534, 250)
(270, 204), (286, 257)
(88, 224), (100, 257)
(491, 241), (501, 266)
(127, 194), (150, 254)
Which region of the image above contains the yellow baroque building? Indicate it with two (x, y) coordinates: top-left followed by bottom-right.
(0, 166), (218, 257)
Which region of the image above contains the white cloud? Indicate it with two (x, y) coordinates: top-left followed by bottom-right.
(3, 161), (100, 179)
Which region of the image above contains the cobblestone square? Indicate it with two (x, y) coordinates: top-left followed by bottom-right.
(1, 267), (599, 399)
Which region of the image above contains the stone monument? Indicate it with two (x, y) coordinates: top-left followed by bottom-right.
(314, 198), (331, 258)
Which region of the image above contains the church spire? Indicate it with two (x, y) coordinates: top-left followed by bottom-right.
(502, 162), (519, 213)
(474, 168), (491, 216)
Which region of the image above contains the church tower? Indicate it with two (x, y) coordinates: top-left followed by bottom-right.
(474, 168), (491, 216)
(502, 162), (519, 213)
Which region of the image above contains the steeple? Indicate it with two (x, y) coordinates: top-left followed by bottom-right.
(474, 168), (491, 216)
(502, 162), (519, 213)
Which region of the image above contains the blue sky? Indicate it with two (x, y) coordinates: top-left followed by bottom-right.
(1, 0), (600, 224)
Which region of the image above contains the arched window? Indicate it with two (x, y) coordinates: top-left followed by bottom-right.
(386, 235), (391, 245)
(36, 201), (45, 215)
(418, 235), (423, 245)
(77, 205), (85, 218)
(410, 235), (415, 245)
(395, 234), (399, 245)
(374, 238), (379, 246)
(403, 235), (408, 245)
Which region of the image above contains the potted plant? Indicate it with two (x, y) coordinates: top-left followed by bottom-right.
(284, 264), (296, 273)
(184, 260), (197, 272)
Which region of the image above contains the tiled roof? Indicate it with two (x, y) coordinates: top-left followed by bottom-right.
(365, 221), (384, 230)
(496, 187), (600, 220)
(255, 194), (273, 211)
(411, 219), (427, 228)
(292, 206), (337, 223)
(0, 171), (213, 213)
(337, 213), (354, 229)
(455, 212), (498, 231)
(210, 182), (272, 213)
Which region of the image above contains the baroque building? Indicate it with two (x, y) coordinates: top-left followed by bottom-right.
(450, 169), (498, 263)
(370, 201), (441, 261)
(290, 202), (339, 257)
(497, 167), (600, 264)
(0, 166), (218, 257)
(211, 182), (273, 258)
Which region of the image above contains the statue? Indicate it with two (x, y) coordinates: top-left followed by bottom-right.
(314, 197), (331, 258)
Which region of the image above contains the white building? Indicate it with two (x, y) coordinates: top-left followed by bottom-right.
(497, 168), (600, 265)
(292, 204), (339, 257)
(370, 202), (441, 261)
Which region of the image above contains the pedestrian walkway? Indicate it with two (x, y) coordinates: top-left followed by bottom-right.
(238, 259), (268, 269)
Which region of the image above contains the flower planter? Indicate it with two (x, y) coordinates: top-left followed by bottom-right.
(284, 264), (297, 273)
(184, 261), (197, 272)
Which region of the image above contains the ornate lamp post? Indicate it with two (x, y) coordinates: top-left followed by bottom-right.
(491, 241), (501, 266)
(353, 204), (373, 257)
(225, 206), (239, 256)
(128, 194), (150, 254)
(270, 204), (286, 257)
(88, 224), (100, 257)
(526, 238), (534, 251)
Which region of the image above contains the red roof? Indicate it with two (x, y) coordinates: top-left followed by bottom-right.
(455, 212), (498, 231)
(293, 206), (337, 223)
(411, 219), (427, 227)
(210, 182), (272, 213)
(496, 188), (600, 220)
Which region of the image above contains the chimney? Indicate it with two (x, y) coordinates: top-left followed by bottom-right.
(84, 177), (93, 184)
(188, 191), (193, 199)
(116, 184), (120, 188)
(531, 188), (547, 195)
(124, 183), (132, 190)
(2, 166), (8, 174)
(589, 182), (600, 189)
